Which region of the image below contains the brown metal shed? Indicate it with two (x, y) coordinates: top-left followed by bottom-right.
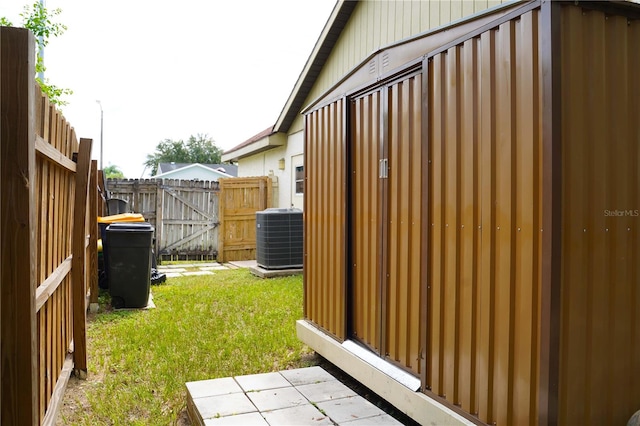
(301, 1), (640, 425)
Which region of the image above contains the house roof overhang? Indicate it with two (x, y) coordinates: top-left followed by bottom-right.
(222, 1), (356, 162)
(221, 128), (287, 162)
(153, 163), (233, 179)
(274, 0), (357, 134)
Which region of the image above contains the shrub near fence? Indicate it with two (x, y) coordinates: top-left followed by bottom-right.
(1, 26), (96, 425)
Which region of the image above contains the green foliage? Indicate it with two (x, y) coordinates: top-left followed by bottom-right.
(103, 164), (125, 179)
(145, 134), (224, 175)
(1, 2), (72, 106)
(58, 269), (313, 425)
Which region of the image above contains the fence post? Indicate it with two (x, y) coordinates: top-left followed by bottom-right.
(71, 138), (93, 378)
(0, 26), (38, 425)
(89, 160), (99, 308)
(217, 179), (226, 263)
(155, 180), (163, 262)
(97, 169), (107, 216)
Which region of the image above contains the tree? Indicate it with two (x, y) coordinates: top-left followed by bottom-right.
(144, 134), (224, 175)
(1, 2), (73, 106)
(103, 164), (124, 179)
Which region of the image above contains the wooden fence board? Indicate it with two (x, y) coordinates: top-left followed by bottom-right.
(0, 26), (39, 425)
(0, 35), (92, 424)
(71, 138), (92, 377)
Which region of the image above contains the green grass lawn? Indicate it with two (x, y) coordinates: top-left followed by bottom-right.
(59, 268), (314, 425)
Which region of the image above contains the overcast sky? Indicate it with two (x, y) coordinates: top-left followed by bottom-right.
(0, 0), (336, 178)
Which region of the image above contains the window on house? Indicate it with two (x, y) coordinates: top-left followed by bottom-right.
(295, 165), (304, 195)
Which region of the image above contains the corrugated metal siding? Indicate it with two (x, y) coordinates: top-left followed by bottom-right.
(427, 9), (542, 425)
(349, 74), (424, 375)
(290, 0), (509, 135)
(304, 99), (347, 340)
(351, 91), (382, 352)
(558, 5), (640, 425)
(384, 75), (423, 376)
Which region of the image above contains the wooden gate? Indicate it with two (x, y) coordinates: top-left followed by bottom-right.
(107, 179), (220, 260)
(218, 177), (272, 262)
(157, 181), (220, 259)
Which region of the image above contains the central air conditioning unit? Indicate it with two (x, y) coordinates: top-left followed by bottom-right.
(256, 208), (303, 269)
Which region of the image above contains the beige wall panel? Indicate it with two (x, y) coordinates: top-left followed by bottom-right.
(559, 5), (640, 425)
(304, 100), (347, 340)
(428, 9), (543, 425)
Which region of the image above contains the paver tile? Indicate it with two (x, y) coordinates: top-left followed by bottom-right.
(183, 271), (214, 276)
(317, 395), (386, 424)
(235, 372), (291, 392)
(193, 393), (257, 420)
(165, 272), (183, 278)
(280, 366), (336, 386)
(186, 377), (243, 399)
(296, 380), (357, 403)
(158, 267), (187, 272)
(261, 404), (333, 425)
(340, 414), (404, 425)
(204, 412), (268, 425)
(246, 386), (307, 412)
(200, 266), (228, 271)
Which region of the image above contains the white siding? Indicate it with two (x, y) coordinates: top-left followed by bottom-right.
(237, 131), (304, 209)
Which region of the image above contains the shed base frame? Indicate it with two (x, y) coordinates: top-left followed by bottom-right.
(296, 320), (474, 426)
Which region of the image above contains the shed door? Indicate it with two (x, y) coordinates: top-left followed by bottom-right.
(350, 73), (423, 376)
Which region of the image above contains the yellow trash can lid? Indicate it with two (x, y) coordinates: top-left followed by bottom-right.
(97, 213), (145, 223)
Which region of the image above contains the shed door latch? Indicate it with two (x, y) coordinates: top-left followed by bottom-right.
(379, 158), (388, 179)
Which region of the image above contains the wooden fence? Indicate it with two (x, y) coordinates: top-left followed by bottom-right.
(1, 27), (96, 425)
(107, 176), (272, 262)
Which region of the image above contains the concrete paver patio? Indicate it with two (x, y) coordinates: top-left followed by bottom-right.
(186, 366), (403, 426)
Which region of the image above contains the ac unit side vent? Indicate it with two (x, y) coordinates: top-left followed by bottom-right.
(256, 208), (303, 270)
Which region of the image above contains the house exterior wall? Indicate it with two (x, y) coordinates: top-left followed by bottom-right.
(237, 132), (304, 209)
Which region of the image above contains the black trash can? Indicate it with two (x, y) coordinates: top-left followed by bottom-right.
(106, 222), (154, 309)
(106, 198), (129, 215)
(98, 214), (145, 289)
